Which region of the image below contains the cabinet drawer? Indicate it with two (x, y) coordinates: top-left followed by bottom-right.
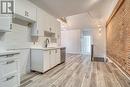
(0, 73), (19, 87)
(0, 54), (19, 61)
(0, 59), (19, 78)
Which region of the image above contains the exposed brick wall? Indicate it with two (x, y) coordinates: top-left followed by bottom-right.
(107, 0), (130, 75)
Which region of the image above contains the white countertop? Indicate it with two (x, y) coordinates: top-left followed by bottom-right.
(0, 50), (20, 56)
(31, 47), (65, 50)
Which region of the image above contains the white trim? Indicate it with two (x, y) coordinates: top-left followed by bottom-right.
(106, 56), (113, 62)
(107, 56), (130, 80)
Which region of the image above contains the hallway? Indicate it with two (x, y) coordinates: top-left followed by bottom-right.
(21, 54), (130, 87)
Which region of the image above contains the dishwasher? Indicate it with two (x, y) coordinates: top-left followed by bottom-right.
(60, 47), (66, 63)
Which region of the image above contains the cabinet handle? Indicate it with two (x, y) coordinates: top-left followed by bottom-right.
(25, 11), (29, 17)
(5, 54), (14, 58)
(10, 24), (12, 30)
(55, 50), (57, 53)
(6, 60), (15, 64)
(5, 76), (15, 81)
(25, 11), (26, 16)
(27, 12), (29, 16)
(49, 51), (51, 55)
(37, 30), (39, 34)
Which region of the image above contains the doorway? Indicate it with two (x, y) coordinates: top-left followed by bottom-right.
(81, 35), (91, 55)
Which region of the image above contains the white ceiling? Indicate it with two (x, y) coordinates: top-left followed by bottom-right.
(61, 12), (97, 29)
(29, 0), (118, 29)
(29, 0), (100, 17)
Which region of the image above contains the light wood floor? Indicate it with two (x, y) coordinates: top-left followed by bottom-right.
(21, 54), (130, 87)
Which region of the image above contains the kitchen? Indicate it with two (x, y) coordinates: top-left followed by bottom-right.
(0, 0), (130, 87)
(0, 0), (65, 86)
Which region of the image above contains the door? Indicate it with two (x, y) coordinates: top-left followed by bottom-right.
(24, 1), (36, 21)
(15, 0), (36, 22)
(55, 49), (61, 65)
(81, 36), (91, 55)
(50, 50), (56, 68)
(43, 51), (50, 72)
(19, 49), (30, 75)
(0, 17), (12, 32)
(15, 0), (26, 17)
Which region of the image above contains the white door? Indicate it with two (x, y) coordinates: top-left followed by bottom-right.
(55, 49), (61, 65)
(0, 17), (12, 32)
(81, 36), (91, 55)
(50, 50), (56, 68)
(43, 51), (50, 72)
(15, 0), (26, 17)
(19, 49), (30, 76)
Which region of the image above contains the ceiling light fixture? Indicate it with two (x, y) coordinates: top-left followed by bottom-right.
(97, 24), (101, 28)
(98, 28), (102, 36)
(57, 17), (67, 23)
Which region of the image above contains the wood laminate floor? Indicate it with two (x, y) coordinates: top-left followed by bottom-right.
(21, 54), (130, 87)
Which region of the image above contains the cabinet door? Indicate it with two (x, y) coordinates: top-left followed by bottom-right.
(19, 49), (30, 76)
(15, 0), (26, 17)
(0, 73), (19, 87)
(36, 8), (45, 36)
(55, 49), (61, 65)
(43, 51), (50, 72)
(15, 0), (36, 22)
(50, 50), (56, 68)
(24, 1), (36, 21)
(0, 17), (12, 32)
(0, 59), (19, 78)
(32, 7), (46, 36)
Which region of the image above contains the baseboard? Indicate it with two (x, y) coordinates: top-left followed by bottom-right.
(93, 57), (105, 62)
(107, 56), (130, 80)
(106, 56), (113, 62)
(67, 53), (80, 55)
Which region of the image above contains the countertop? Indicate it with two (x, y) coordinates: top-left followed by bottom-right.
(0, 50), (20, 56)
(31, 47), (65, 50)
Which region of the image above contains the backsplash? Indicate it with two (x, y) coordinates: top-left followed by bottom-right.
(0, 19), (32, 50)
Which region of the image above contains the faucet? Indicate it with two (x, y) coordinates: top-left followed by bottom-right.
(45, 38), (49, 48)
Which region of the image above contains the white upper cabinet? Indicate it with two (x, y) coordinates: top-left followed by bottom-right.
(32, 7), (50, 36)
(15, 0), (37, 22)
(0, 17), (12, 32)
(0, 0), (37, 32)
(31, 7), (44, 36)
(31, 8), (61, 37)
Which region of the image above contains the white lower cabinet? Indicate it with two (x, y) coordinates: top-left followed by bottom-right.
(43, 51), (50, 72)
(31, 49), (61, 73)
(0, 53), (20, 87)
(55, 49), (61, 65)
(50, 50), (56, 68)
(0, 73), (19, 87)
(19, 49), (30, 76)
(0, 59), (19, 78)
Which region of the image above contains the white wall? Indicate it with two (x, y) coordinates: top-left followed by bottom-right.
(61, 28), (106, 58)
(61, 29), (81, 54)
(92, 27), (106, 58)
